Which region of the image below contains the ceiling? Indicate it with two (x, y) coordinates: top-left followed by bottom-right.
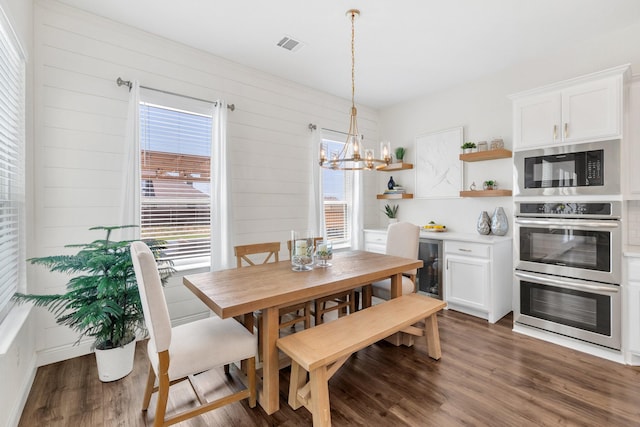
(56, 0), (640, 108)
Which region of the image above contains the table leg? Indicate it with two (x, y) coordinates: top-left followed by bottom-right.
(261, 306), (280, 414)
(390, 273), (402, 298)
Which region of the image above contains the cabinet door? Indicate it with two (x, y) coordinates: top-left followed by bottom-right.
(445, 254), (490, 311)
(513, 92), (561, 150)
(629, 283), (640, 355)
(561, 77), (621, 143)
(627, 77), (640, 197)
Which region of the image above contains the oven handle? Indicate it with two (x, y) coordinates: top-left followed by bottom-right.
(515, 271), (619, 294)
(514, 218), (620, 229)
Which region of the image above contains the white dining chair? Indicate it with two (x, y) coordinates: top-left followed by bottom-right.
(363, 222), (420, 307)
(130, 241), (257, 427)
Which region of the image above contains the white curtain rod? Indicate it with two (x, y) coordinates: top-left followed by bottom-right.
(116, 77), (235, 111)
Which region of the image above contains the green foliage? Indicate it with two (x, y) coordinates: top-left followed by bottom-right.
(13, 226), (174, 350)
(383, 204), (399, 218)
(461, 142), (476, 149)
(394, 147), (405, 160)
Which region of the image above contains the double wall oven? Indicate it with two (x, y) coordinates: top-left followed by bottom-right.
(513, 141), (622, 350)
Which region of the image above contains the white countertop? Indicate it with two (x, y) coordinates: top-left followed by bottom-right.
(364, 228), (512, 244)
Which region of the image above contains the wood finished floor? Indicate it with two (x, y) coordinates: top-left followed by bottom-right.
(19, 310), (640, 426)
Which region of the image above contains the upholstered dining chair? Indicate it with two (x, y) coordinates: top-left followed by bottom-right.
(363, 222), (420, 308)
(235, 242), (312, 330)
(130, 241), (257, 427)
(286, 238), (355, 325)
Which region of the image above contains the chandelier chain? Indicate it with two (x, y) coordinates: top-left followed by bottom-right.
(351, 10), (356, 109)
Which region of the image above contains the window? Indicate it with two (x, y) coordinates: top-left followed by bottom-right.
(0, 9), (26, 322)
(139, 93), (213, 268)
(321, 135), (353, 247)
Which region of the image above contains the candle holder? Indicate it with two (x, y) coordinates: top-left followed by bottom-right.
(291, 230), (314, 271)
(315, 241), (333, 267)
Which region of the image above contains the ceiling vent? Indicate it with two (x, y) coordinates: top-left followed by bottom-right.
(277, 36), (303, 52)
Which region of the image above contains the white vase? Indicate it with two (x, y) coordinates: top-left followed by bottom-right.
(388, 218), (399, 226)
(94, 338), (136, 382)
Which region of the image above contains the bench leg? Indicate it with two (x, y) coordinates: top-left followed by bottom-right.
(288, 360), (307, 410)
(424, 314), (442, 360)
(310, 366), (331, 427)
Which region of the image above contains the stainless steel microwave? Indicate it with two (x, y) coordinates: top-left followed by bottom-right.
(514, 140), (620, 197)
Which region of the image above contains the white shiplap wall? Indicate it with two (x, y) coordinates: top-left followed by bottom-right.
(32, 1), (379, 364)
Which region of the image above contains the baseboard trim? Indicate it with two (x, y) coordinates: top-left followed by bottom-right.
(36, 339), (93, 367)
(8, 352), (37, 427)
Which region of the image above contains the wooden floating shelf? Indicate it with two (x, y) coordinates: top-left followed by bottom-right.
(459, 190), (512, 198)
(377, 162), (413, 171)
(377, 193), (414, 200)
(459, 148), (512, 162)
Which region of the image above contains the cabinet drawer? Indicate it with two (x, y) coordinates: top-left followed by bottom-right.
(445, 241), (490, 258)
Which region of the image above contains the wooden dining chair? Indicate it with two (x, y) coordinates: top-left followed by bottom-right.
(287, 238), (356, 325)
(234, 242), (312, 358)
(130, 241), (257, 427)
(362, 222), (420, 308)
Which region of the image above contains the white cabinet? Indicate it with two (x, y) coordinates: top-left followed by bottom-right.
(628, 283), (640, 355)
(445, 253), (490, 312)
(626, 256), (640, 358)
(626, 76), (640, 198)
(363, 229), (386, 254)
(444, 240), (512, 323)
(511, 65), (629, 150)
(513, 92), (562, 149)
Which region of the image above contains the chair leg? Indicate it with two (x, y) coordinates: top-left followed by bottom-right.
(362, 285), (372, 309)
(142, 364), (156, 411)
(304, 301), (312, 329)
(154, 352), (170, 427)
(348, 291), (356, 314)
(247, 356), (257, 408)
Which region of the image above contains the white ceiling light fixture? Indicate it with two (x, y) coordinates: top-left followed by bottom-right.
(319, 9), (391, 171)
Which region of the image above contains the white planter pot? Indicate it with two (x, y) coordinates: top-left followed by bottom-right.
(95, 339), (136, 382)
(388, 218), (399, 226)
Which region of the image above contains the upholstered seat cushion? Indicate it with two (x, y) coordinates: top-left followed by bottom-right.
(370, 275), (416, 300)
(147, 316), (257, 381)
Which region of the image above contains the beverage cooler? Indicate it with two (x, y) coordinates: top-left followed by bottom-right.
(417, 238), (443, 300)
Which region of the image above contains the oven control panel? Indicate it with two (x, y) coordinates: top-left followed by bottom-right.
(515, 201), (621, 219)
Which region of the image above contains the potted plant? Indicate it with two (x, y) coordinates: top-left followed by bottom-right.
(383, 204), (399, 224)
(12, 225), (173, 382)
(461, 142), (476, 154)
(483, 180), (497, 190)
(394, 147), (406, 163)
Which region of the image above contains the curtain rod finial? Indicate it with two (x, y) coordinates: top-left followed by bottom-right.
(116, 77), (132, 91)
(308, 123), (317, 131)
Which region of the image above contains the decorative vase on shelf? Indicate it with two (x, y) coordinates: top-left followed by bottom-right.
(476, 211), (491, 235)
(490, 207), (508, 236)
(387, 176), (396, 190)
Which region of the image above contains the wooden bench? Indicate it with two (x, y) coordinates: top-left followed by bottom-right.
(276, 293), (446, 427)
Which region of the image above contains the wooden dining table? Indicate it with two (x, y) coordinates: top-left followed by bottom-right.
(183, 250), (423, 415)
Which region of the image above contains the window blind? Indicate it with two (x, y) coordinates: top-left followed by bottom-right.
(0, 8), (26, 322)
(139, 91), (213, 267)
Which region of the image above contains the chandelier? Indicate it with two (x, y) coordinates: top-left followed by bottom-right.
(319, 9), (391, 171)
